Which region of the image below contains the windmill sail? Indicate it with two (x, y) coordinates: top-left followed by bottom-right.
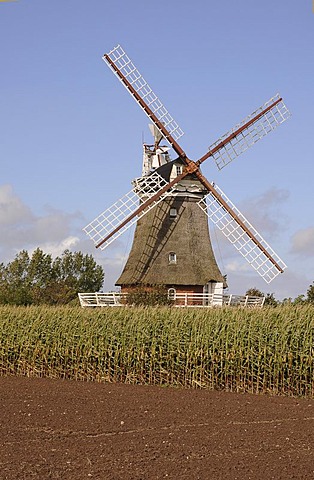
(207, 94), (291, 170)
(83, 172), (175, 250)
(198, 184), (287, 283)
(103, 45), (184, 145)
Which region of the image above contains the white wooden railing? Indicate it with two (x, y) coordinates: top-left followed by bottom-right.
(169, 293), (265, 307)
(78, 292), (265, 308)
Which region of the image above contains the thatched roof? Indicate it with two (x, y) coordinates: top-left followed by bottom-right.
(116, 193), (225, 287)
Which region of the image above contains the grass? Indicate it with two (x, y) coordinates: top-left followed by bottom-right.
(0, 304), (313, 396)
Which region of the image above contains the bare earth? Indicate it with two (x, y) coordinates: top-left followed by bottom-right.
(0, 377), (313, 479)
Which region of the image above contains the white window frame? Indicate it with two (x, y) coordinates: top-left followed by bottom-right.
(168, 252), (177, 264)
(176, 165), (183, 175)
(168, 288), (176, 300)
(170, 208), (177, 218)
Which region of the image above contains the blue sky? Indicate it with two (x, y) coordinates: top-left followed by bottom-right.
(1, 0), (313, 300)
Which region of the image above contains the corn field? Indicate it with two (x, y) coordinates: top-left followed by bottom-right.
(0, 305), (313, 396)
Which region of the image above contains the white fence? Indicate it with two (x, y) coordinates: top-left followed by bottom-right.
(78, 292), (265, 308)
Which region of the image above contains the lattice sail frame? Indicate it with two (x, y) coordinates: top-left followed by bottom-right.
(209, 94), (291, 170)
(83, 172), (175, 250)
(198, 184), (287, 283)
(103, 45), (184, 142)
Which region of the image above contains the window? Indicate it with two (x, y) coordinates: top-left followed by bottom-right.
(170, 208), (177, 218)
(168, 288), (176, 300)
(168, 252), (177, 264)
(176, 165), (183, 175)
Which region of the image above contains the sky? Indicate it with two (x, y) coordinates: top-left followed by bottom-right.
(0, 0), (313, 300)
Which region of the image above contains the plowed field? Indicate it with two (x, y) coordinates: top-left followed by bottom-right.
(1, 377), (314, 479)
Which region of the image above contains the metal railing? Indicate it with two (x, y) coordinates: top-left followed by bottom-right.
(78, 292), (265, 308)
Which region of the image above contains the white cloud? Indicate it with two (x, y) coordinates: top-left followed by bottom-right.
(0, 184), (33, 226)
(32, 236), (81, 258)
(266, 268), (311, 301)
(240, 187), (289, 237)
(290, 227), (314, 256)
(1, 184), (307, 299)
(224, 259), (252, 273)
(208, 187), (297, 299)
(0, 185), (131, 291)
(0, 184), (83, 262)
(210, 187), (289, 273)
(226, 267), (310, 302)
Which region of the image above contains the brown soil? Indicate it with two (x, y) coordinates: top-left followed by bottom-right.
(0, 377), (313, 479)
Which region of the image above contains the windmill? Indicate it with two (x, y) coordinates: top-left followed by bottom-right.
(83, 45), (290, 302)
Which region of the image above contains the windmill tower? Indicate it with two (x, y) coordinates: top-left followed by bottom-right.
(84, 45), (290, 302)
(116, 126), (226, 298)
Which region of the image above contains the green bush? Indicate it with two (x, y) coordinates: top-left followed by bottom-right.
(125, 285), (173, 306)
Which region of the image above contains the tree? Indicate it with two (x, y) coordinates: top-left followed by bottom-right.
(281, 297), (293, 305)
(245, 288), (278, 306)
(245, 287), (264, 298)
(292, 294), (306, 305)
(0, 249), (104, 305)
(264, 292), (278, 307)
(27, 248), (55, 304)
(306, 283), (314, 304)
(52, 250), (104, 295)
(0, 250), (32, 305)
